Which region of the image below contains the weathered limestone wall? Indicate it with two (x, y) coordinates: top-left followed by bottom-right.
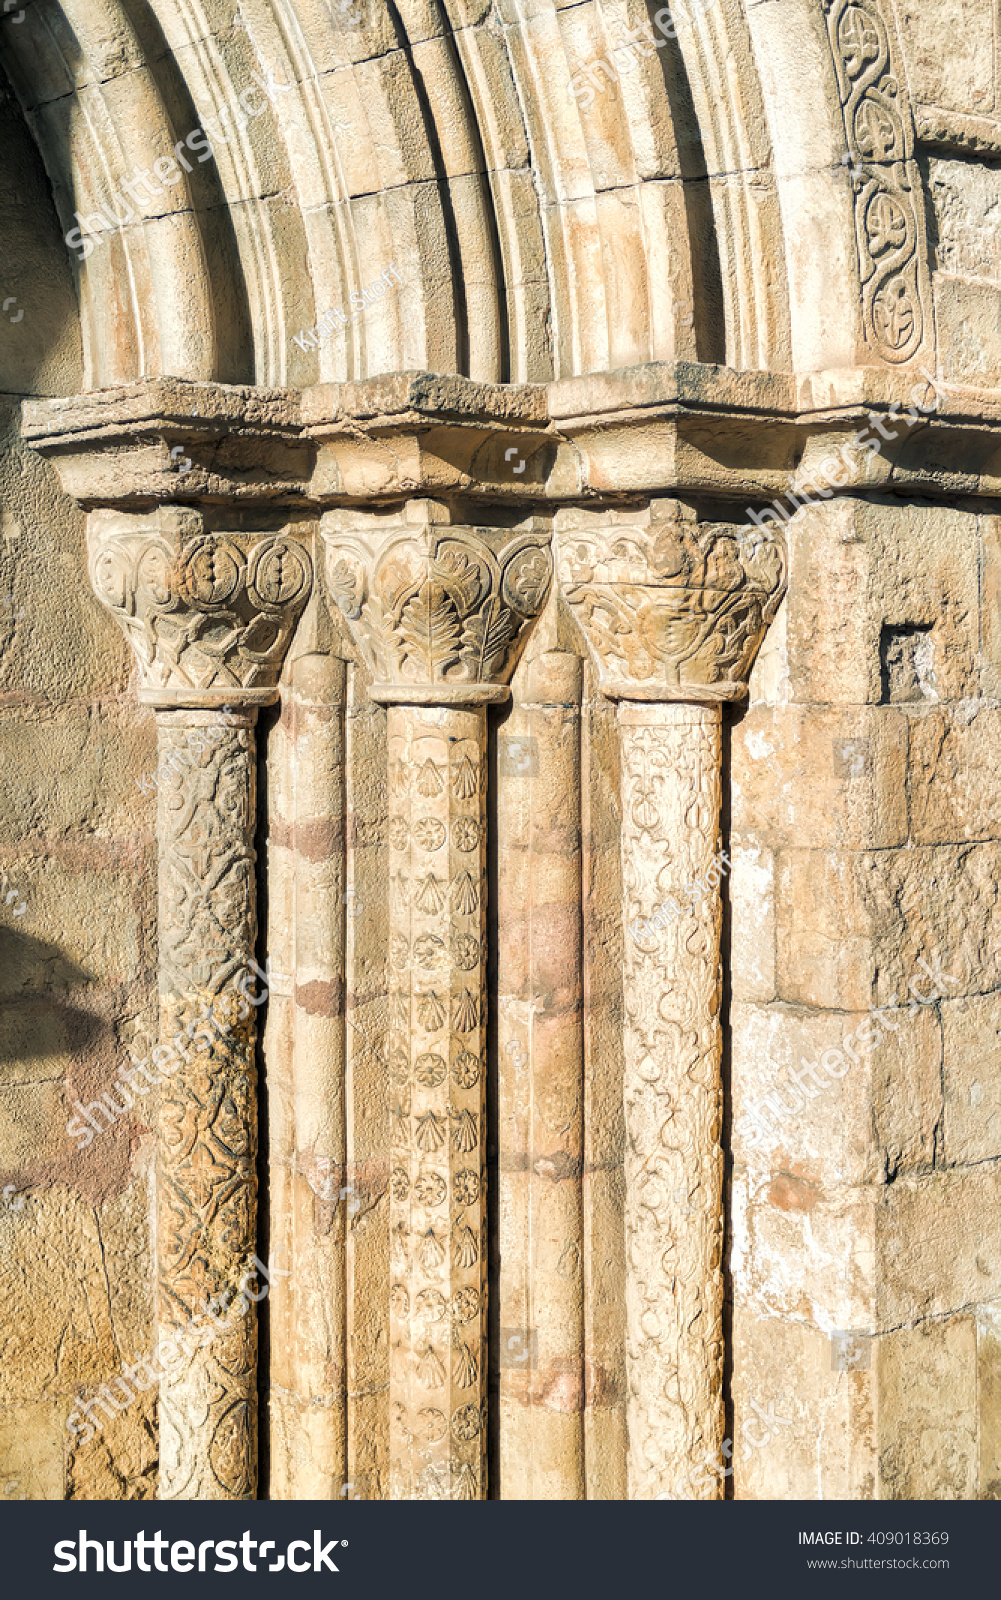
(732, 495), (1001, 1498)
(4, 0), (1001, 1505)
(0, 73), (157, 1501)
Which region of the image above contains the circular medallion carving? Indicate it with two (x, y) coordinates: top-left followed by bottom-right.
(181, 542), (242, 609)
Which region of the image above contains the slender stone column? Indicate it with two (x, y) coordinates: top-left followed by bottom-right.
(497, 652), (585, 1499)
(617, 700), (724, 1499)
(290, 654), (349, 1497)
(322, 500), (553, 1498)
(386, 701), (487, 1500)
(556, 501), (786, 1499)
(84, 506), (313, 1498)
(156, 707), (260, 1499)
(268, 652), (349, 1499)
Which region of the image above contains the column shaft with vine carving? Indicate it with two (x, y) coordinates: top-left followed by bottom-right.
(387, 704), (487, 1501)
(618, 701), (724, 1499)
(156, 710), (259, 1500)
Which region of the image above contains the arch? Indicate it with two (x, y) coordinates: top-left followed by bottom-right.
(0, 0), (859, 390)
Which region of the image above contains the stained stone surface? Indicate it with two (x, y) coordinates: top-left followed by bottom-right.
(1, 0), (1000, 1504)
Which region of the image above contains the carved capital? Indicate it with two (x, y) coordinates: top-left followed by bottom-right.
(556, 506), (786, 702)
(88, 507), (313, 707)
(321, 504), (553, 705)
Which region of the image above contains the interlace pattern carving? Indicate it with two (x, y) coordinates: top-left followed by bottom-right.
(324, 522), (551, 689)
(89, 513), (312, 697)
(156, 722), (258, 1499)
(619, 706), (724, 1499)
(557, 519), (785, 696)
(823, 0), (929, 364)
(386, 707), (487, 1500)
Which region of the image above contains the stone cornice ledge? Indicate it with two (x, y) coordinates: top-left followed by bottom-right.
(22, 378), (309, 509)
(22, 365), (1001, 511)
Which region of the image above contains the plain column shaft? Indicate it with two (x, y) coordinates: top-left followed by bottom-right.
(498, 652), (585, 1498)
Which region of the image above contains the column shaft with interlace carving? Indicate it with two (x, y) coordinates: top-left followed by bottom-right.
(387, 705), (487, 1501)
(156, 709), (259, 1499)
(75, 506), (313, 1499)
(618, 702), (724, 1499)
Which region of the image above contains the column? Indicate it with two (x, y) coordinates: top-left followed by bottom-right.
(86, 507), (313, 1498)
(617, 700), (724, 1499)
(322, 501), (553, 1498)
(267, 651), (349, 1499)
(556, 501), (787, 1499)
(386, 701), (487, 1500)
(156, 707), (260, 1499)
(497, 651), (585, 1498)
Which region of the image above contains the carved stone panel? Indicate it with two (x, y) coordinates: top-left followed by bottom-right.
(557, 513), (786, 700)
(88, 507), (312, 704)
(618, 702), (725, 1499)
(823, 0), (932, 365)
(323, 512), (552, 698)
(386, 705), (487, 1500)
(156, 714), (259, 1499)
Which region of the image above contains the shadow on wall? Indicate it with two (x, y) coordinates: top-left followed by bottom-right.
(0, 64), (82, 399)
(0, 923), (150, 1208)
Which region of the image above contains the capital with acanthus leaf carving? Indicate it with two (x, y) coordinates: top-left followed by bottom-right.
(320, 501), (553, 706)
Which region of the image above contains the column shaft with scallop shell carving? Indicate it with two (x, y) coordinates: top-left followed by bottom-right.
(322, 504), (553, 1501)
(618, 702), (725, 1499)
(156, 710), (259, 1499)
(387, 705), (487, 1501)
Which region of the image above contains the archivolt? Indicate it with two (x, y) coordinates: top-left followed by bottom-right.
(0, 0), (875, 392)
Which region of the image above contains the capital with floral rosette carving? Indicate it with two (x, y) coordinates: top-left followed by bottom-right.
(88, 506), (313, 707)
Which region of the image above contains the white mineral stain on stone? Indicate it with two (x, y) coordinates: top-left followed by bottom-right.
(744, 731), (774, 761)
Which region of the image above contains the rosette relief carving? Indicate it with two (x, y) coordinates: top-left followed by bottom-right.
(322, 507), (552, 1497)
(88, 507), (313, 703)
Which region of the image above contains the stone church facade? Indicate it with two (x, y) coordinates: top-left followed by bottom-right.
(1, 0), (999, 1500)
